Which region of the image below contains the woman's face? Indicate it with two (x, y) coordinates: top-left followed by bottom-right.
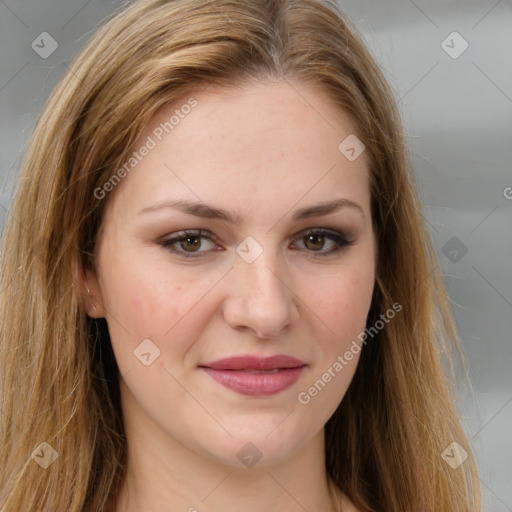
(86, 79), (376, 468)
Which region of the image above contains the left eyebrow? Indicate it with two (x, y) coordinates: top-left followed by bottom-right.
(137, 197), (365, 223)
(291, 198), (365, 221)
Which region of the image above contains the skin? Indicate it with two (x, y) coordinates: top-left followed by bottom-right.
(85, 78), (374, 512)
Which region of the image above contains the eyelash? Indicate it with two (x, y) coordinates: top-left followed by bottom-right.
(160, 228), (353, 259)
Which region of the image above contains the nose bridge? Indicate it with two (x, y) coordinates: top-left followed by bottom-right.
(223, 238), (299, 337)
(237, 242), (290, 308)
(243, 250), (286, 300)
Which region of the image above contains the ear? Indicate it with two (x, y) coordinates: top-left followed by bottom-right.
(72, 263), (106, 318)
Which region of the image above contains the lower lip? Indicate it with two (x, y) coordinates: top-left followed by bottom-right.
(201, 366), (306, 396)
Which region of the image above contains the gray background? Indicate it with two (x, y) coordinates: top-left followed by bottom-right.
(1, 1), (511, 510)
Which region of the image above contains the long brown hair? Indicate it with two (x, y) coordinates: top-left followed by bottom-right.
(0, 0), (480, 510)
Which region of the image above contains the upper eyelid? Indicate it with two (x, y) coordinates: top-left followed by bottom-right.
(162, 229), (218, 247)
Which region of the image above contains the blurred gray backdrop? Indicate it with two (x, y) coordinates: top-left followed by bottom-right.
(1, 1), (511, 510)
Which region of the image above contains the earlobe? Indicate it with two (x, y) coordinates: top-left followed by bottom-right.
(73, 264), (106, 318)
(84, 268), (106, 318)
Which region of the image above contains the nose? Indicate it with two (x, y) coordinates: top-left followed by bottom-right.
(222, 250), (300, 339)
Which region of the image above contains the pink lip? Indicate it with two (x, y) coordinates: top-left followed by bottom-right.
(200, 355), (307, 396)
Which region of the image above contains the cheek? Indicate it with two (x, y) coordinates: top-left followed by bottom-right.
(292, 267), (374, 430)
(308, 266), (374, 341)
(100, 258), (222, 371)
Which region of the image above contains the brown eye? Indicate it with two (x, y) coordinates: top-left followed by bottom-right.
(291, 228), (351, 257)
(304, 233), (326, 251)
(161, 230), (218, 258)
(179, 235), (202, 252)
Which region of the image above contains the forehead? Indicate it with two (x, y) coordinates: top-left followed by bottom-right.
(106, 79), (370, 223)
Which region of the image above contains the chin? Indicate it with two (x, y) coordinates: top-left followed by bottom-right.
(191, 420), (317, 470)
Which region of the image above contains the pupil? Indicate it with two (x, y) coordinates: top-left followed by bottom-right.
(181, 236), (201, 251)
(306, 234), (324, 250)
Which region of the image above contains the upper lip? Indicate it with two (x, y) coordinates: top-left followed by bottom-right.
(200, 355), (306, 371)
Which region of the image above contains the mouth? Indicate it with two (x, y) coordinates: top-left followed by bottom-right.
(199, 355), (307, 396)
